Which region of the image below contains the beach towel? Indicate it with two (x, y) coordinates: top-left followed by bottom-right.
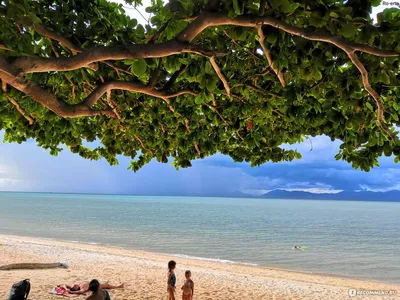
(50, 287), (79, 297)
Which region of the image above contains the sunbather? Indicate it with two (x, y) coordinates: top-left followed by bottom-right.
(58, 281), (123, 294)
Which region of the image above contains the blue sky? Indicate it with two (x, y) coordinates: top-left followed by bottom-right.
(1, 130), (400, 195)
(1, 2), (399, 196)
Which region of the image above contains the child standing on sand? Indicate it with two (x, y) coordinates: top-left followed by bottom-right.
(167, 260), (177, 300)
(181, 270), (194, 300)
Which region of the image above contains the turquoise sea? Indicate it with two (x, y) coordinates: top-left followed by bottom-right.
(0, 192), (399, 284)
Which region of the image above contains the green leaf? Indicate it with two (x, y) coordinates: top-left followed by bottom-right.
(233, 0), (241, 15)
(329, 12), (339, 18)
(205, 61), (213, 74)
(266, 32), (278, 44)
(340, 24), (358, 38)
(366, 102), (374, 111)
(195, 95), (204, 105)
(371, 0), (381, 6)
(131, 59), (147, 77)
(379, 71), (391, 85)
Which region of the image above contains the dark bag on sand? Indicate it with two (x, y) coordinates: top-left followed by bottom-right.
(8, 279), (30, 300)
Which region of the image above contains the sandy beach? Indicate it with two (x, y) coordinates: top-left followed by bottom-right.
(0, 235), (398, 300)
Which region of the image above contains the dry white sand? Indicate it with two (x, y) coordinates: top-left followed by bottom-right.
(0, 235), (398, 299)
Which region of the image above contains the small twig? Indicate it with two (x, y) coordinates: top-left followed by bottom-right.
(232, 83), (280, 98)
(106, 90), (122, 120)
(257, 25), (286, 87)
(162, 65), (187, 91)
(134, 135), (153, 155)
(207, 94), (228, 124)
(48, 38), (59, 58)
(64, 74), (75, 99)
(148, 21), (170, 44)
(8, 97), (34, 125)
(185, 119), (191, 133)
(0, 44), (12, 51)
(222, 30), (260, 62)
(194, 141), (201, 157)
(160, 122), (166, 133)
(2, 81), (33, 125)
(102, 61), (132, 77)
(206, 103), (228, 125)
(18, 18), (80, 54)
(210, 56), (231, 97)
(236, 130), (245, 141)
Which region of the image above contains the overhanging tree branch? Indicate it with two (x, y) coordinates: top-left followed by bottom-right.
(210, 56), (231, 97)
(83, 81), (198, 108)
(347, 52), (398, 142)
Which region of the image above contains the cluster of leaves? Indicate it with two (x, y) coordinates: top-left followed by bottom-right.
(1, 0), (400, 172)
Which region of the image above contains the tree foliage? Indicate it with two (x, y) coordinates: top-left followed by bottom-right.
(1, 0), (400, 172)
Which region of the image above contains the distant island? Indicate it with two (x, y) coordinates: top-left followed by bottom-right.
(259, 190), (400, 202)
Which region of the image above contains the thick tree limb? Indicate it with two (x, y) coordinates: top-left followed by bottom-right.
(0, 55), (114, 118)
(176, 12), (399, 58)
(210, 56), (231, 97)
(257, 26), (285, 87)
(13, 42), (223, 75)
(10, 13), (395, 76)
(347, 52), (397, 142)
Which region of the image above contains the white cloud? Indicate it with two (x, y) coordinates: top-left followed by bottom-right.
(239, 173), (343, 195)
(282, 188), (342, 194)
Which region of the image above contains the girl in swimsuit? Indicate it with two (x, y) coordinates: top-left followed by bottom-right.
(167, 260), (177, 300)
(181, 270), (194, 300)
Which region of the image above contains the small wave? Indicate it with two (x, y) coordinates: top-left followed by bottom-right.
(172, 254), (258, 266)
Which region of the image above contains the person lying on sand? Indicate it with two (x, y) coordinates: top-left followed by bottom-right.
(58, 281), (124, 294)
(85, 279), (111, 300)
(181, 270), (194, 300)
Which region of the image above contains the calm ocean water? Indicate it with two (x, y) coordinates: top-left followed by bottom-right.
(0, 192), (399, 284)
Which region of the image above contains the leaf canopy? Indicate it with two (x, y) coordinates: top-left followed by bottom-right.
(1, 0), (400, 172)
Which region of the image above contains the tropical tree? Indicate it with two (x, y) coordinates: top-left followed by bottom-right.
(1, 0), (400, 171)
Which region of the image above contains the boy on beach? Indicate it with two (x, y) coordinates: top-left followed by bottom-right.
(181, 270), (194, 300)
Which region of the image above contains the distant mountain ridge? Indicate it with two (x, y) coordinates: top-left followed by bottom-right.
(261, 189), (400, 202)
